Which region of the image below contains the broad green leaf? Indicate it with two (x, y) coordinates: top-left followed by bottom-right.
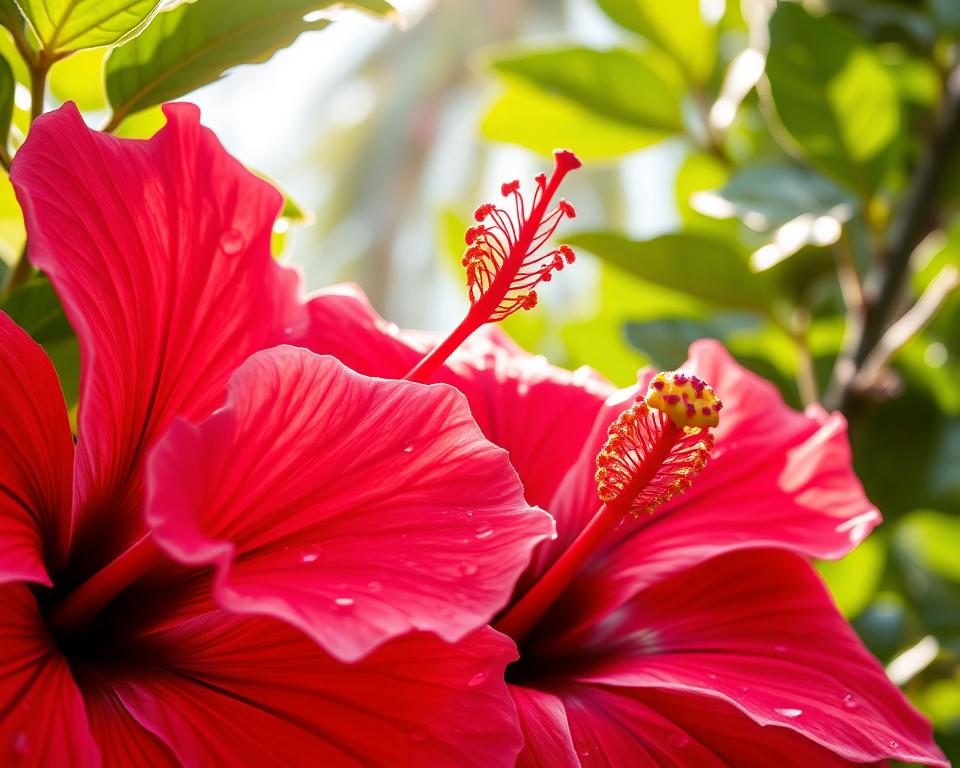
(675, 151), (736, 238)
(104, 0), (394, 128)
(482, 77), (674, 160)
(0, 52), (13, 146)
(0, 170), (24, 267)
(567, 230), (772, 312)
(693, 162), (857, 230)
(15, 0), (162, 53)
(48, 46), (105, 110)
(816, 535), (886, 618)
(896, 509), (960, 584)
(625, 314), (760, 369)
(0, 275), (79, 408)
(489, 47), (684, 135)
(765, 3), (899, 197)
(596, 0), (716, 85)
(0, 0), (24, 34)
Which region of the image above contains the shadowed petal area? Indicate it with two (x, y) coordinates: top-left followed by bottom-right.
(147, 347), (554, 661)
(0, 585), (99, 766)
(10, 102), (303, 570)
(0, 314), (73, 585)
(564, 550), (946, 766)
(300, 285), (614, 509)
(102, 615), (523, 768)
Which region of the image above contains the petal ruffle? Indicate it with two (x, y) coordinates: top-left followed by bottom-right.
(567, 550), (946, 766)
(102, 615), (523, 768)
(146, 346), (554, 661)
(0, 313), (73, 584)
(10, 102), (303, 570)
(509, 685), (579, 768)
(299, 285), (614, 509)
(0, 584), (98, 766)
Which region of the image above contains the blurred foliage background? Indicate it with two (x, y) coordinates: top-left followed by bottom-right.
(0, 0), (957, 762)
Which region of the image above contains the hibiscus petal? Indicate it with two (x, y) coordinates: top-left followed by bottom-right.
(569, 550), (946, 766)
(0, 584), (98, 766)
(103, 615), (523, 768)
(0, 313), (73, 584)
(146, 347), (554, 661)
(528, 684), (869, 767)
(10, 102), (303, 568)
(299, 284), (614, 509)
(509, 685), (579, 768)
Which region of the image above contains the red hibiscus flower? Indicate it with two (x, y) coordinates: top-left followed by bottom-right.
(0, 104), (553, 766)
(296, 284), (948, 767)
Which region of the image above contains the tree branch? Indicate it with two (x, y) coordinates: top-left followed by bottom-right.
(836, 64), (960, 414)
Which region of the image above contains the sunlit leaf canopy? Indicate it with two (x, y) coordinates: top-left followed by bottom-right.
(0, 0), (957, 760)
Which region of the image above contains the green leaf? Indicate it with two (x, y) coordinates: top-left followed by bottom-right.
(489, 47), (684, 135)
(896, 509), (960, 584)
(104, 0), (394, 128)
(625, 314), (760, 369)
(482, 77), (673, 161)
(816, 535), (886, 619)
(0, 52), (13, 146)
(0, 276), (79, 408)
(0, 0), (25, 34)
(48, 46), (106, 110)
(595, 0), (716, 85)
(567, 230), (772, 312)
(765, 3), (899, 197)
(16, 0), (162, 54)
(694, 161), (857, 230)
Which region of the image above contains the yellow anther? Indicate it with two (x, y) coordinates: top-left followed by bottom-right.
(645, 371), (722, 429)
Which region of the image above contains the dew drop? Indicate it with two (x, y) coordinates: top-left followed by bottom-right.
(367, 580), (383, 592)
(707, 673), (717, 680)
(889, 740), (900, 750)
(219, 228), (245, 255)
(774, 708), (803, 718)
(299, 547), (321, 564)
(842, 693), (858, 710)
(402, 445), (413, 454)
(474, 522), (494, 539)
(334, 597), (355, 608)
(467, 671), (488, 687)
(11, 732), (29, 757)
(668, 733), (689, 749)
(458, 561), (479, 577)
(409, 730), (427, 743)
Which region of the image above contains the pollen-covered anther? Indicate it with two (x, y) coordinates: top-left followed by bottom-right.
(595, 394), (718, 517)
(645, 371), (723, 428)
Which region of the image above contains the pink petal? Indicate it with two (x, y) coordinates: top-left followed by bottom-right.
(509, 685), (579, 768)
(300, 284), (614, 508)
(0, 584), (98, 766)
(146, 347), (554, 661)
(0, 314), (73, 585)
(104, 614), (523, 768)
(568, 550), (946, 766)
(10, 102), (303, 568)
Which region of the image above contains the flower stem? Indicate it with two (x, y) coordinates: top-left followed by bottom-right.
(495, 420), (681, 645)
(46, 533), (162, 636)
(403, 312), (479, 383)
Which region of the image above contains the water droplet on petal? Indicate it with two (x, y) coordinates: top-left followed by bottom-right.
(299, 547), (321, 564)
(11, 732), (30, 756)
(889, 740), (900, 750)
(402, 445), (413, 453)
(220, 228), (245, 255)
(842, 693), (858, 710)
(334, 597), (355, 608)
(474, 522), (494, 539)
(367, 580), (383, 592)
(774, 708), (802, 718)
(707, 673), (717, 680)
(467, 671), (488, 687)
(458, 561), (478, 577)
(409, 730), (427, 743)
(668, 733), (690, 749)
(774, 644), (789, 653)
